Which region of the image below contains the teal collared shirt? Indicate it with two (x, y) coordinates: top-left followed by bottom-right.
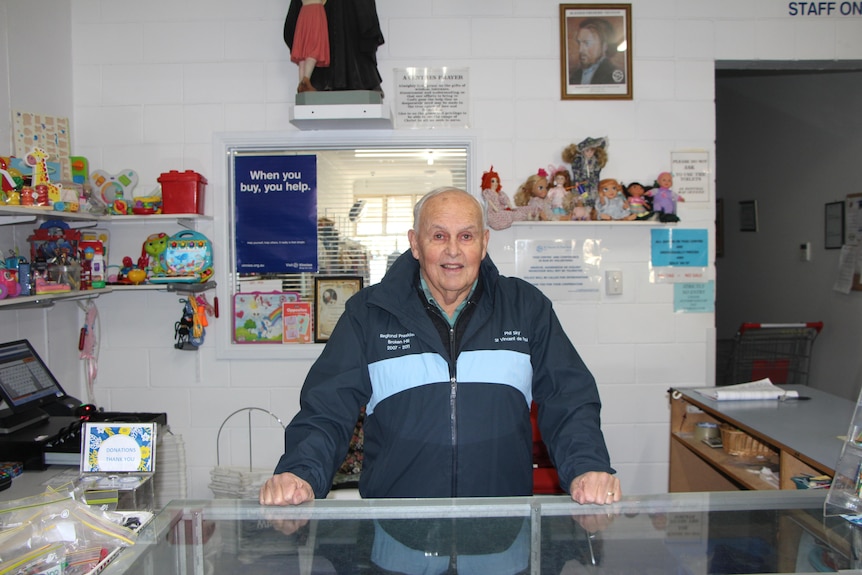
(419, 276), (478, 327)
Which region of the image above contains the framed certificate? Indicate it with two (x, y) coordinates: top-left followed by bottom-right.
(314, 276), (364, 343)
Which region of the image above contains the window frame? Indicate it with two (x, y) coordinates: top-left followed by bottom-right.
(213, 130), (478, 359)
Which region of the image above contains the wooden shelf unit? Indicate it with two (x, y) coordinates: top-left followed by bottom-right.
(669, 386), (851, 492)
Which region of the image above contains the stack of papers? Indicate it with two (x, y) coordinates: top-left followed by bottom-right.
(695, 378), (799, 401)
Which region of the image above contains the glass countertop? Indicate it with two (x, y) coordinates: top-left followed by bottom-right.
(102, 490), (860, 574)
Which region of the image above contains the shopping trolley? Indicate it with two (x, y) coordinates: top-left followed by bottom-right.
(724, 322), (823, 386)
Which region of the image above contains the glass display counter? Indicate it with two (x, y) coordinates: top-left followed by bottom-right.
(102, 490), (859, 574)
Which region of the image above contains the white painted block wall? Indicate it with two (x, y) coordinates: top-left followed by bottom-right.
(2, 0), (861, 499)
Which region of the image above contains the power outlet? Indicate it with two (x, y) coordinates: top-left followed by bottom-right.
(606, 270), (623, 295)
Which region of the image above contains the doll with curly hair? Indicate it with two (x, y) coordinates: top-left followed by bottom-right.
(546, 166), (574, 220)
(514, 169), (553, 221)
(562, 137), (608, 209)
(480, 166), (536, 230)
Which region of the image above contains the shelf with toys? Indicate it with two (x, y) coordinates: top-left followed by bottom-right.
(0, 205), (212, 227)
(0, 281), (216, 310)
(0, 208), (214, 309)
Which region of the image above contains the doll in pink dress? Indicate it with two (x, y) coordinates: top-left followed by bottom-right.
(290, 0), (330, 93)
(514, 169), (553, 221)
(547, 167), (573, 220)
(480, 166), (536, 230)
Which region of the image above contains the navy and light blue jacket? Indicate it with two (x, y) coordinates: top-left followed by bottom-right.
(274, 251), (615, 498)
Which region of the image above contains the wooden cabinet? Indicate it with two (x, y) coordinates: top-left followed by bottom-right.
(669, 386), (852, 492)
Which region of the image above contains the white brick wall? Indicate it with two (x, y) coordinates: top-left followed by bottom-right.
(2, 0), (861, 499)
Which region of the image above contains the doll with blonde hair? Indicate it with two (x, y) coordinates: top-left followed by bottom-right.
(596, 178), (635, 221)
(514, 169), (553, 221)
(562, 137), (608, 209)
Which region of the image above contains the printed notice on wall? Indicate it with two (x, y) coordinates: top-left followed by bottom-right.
(650, 228), (710, 283)
(671, 151), (710, 202)
(674, 281), (714, 313)
(394, 67), (470, 129)
(514, 239), (602, 301)
(233, 154), (318, 274)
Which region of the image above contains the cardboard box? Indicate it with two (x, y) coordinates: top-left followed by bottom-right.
(158, 170), (207, 215)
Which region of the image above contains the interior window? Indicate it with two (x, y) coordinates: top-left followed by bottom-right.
(215, 135), (473, 357)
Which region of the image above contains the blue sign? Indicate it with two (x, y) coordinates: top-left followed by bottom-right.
(650, 228), (708, 267)
(234, 155), (318, 274)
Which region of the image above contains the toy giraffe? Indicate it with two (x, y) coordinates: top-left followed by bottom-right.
(25, 147), (62, 205)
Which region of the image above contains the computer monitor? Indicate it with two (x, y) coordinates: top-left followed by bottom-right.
(0, 339), (67, 434)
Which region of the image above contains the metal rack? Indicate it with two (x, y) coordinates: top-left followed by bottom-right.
(724, 322), (823, 386)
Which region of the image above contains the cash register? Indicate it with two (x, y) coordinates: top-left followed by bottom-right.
(0, 339), (166, 472)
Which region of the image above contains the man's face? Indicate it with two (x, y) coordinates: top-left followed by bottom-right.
(576, 27), (604, 67)
(408, 191), (489, 309)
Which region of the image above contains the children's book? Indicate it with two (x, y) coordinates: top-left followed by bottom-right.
(233, 292), (298, 343)
(283, 302), (312, 343)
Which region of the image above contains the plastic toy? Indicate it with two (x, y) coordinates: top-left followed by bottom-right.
(0, 157), (19, 200)
(28, 220), (81, 264)
(34, 276), (71, 294)
(24, 147), (62, 205)
(90, 168), (139, 214)
(153, 230), (213, 283)
(140, 232), (169, 275)
(0, 268), (21, 299)
(127, 269), (147, 285)
(648, 172), (684, 222)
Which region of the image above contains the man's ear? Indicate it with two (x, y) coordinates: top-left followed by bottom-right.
(408, 229), (419, 259)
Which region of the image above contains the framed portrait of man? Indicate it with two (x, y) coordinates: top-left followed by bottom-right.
(559, 4), (633, 100)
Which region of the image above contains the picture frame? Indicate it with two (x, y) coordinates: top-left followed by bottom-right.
(825, 201), (845, 249)
(559, 4), (633, 100)
(739, 200), (758, 232)
(314, 276), (364, 343)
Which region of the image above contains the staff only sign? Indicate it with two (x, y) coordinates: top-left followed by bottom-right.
(234, 154), (318, 274)
(788, 2), (862, 14)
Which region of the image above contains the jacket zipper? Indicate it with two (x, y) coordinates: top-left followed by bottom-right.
(448, 324), (457, 496)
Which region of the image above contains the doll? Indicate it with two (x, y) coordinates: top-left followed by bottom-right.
(624, 181), (653, 220)
(596, 178), (635, 221)
(647, 172), (685, 222)
(288, 0), (330, 93)
(547, 167), (573, 220)
(514, 169), (553, 221)
(569, 195), (591, 221)
(562, 137), (608, 209)
(480, 166), (535, 230)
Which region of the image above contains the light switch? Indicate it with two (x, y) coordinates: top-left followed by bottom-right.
(606, 270), (623, 295)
